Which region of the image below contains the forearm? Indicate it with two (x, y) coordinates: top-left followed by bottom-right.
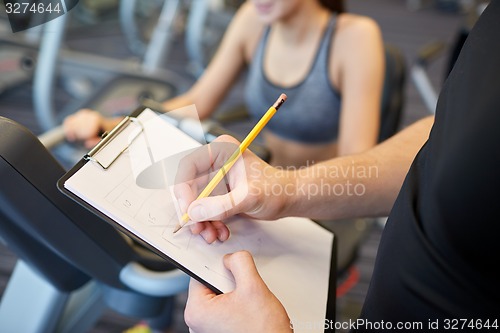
(282, 116), (434, 220)
(162, 85), (224, 121)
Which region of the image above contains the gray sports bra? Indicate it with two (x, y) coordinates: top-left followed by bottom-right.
(244, 15), (341, 144)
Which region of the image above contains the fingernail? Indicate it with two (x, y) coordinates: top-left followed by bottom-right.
(190, 204), (207, 221)
(200, 228), (215, 244)
(217, 228), (229, 242)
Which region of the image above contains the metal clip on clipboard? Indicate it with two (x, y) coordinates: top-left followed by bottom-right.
(84, 116), (144, 170)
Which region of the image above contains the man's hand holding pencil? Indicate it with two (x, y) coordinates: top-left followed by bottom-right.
(173, 94), (289, 244)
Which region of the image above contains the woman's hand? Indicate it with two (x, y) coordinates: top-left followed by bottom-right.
(63, 109), (122, 148)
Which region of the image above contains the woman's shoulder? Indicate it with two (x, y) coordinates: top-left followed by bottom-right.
(326, 12), (384, 85)
(231, 2), (266, 35)
(230, 2), (267, 60)
(335, 13), (382, 41)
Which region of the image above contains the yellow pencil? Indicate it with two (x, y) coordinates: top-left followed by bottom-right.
(173, 93), (287, 233)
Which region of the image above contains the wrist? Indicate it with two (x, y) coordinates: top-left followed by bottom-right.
(278, 167), (326, 219)
(273, 168), (302, 218)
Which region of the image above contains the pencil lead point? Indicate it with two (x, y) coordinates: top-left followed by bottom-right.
(173, 224), (182, 234)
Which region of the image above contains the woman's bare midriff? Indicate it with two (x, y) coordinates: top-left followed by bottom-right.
(263, 131), (338, 168)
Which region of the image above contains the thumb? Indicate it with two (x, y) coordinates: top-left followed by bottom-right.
(187, 196), (238, 222)
(187, 184), (249, 222)
(223, 251), (263, 289)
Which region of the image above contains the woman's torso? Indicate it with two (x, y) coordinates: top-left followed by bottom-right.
(244, 13), (342, 167)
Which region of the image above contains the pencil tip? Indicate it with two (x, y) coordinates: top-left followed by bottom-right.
(173, 213), (190, 233)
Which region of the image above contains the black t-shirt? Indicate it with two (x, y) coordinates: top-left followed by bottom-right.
(357, 2), (500, 331)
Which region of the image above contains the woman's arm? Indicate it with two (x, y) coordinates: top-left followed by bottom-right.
(333, 15), (385, 156)
(64, 3), (262, 146)
(163, 2), (263, 119)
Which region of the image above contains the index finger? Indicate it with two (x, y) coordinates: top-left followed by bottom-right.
(173, 138), (241, 203)
(175, 139), (241, 184)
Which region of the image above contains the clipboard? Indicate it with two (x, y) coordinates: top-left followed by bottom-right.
(58, 106), (337, 332)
